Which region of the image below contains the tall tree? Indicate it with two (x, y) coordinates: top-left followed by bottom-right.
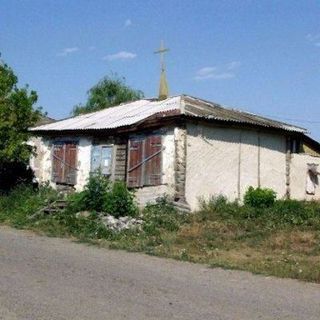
(0, 58), (41, 189)
(72, 74), (144, 116)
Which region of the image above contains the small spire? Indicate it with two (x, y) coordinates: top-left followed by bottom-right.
(154, 40), (169, 100)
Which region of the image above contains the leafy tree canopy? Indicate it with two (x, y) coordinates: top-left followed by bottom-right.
(72, 74), (144, 116)
(0, 59), (41, 164)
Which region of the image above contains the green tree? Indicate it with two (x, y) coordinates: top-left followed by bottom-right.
(0, 58), (41, 190)
(0, 59), (41, 163)
(72, 74), (144, 116)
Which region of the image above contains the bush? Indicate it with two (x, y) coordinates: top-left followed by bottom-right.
(69, 172), (110, 212)
(244, 186), (276, 208)
(67, 173), (138, 218)
(103, 181), (138, 218)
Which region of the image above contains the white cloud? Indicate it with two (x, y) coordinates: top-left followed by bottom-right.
(194, 62), (240, 81)
(306, 33), (320, 47)
(103, 51), (137, 61)
(124, 19), (132, 27)
(226, 61), (241, 70)
(196, 67), (217, 77)
(57, 47), (79, 57)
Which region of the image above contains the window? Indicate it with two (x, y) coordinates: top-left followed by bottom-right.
(306, 163), (319, 195)
(290, 138), (301, 153)
(52, 142), (77, 185)
(91, 145), (113, 176)
(128, 135), (162, 187)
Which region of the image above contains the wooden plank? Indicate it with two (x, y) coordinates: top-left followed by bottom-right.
(144, 135), (162, 186)
(52, 144), (64, 183)
(64, 143), (77, 185)
(127, 139), (143, 187)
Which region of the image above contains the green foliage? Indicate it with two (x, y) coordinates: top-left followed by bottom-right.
(142, 196), (186, 235)
(103, 181), (138, 218)
(198, 195), (320, 228)
(67, 173), (138, 218)
(268, 200), (320, 226)
(72, 74), (144, 116)
(0, 60), (41, 163)
(244, 186), (276, 208)
(0, 184), (58, 226)
(68, 172), (111, 212)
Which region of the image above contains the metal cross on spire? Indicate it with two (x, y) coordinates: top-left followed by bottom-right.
(154, 40), (169, 100)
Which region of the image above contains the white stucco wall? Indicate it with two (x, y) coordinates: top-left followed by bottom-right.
(290, 154), (320, 200)
(30, 137), (55, 188)
(185, 123), (287, 210)
(75, 138), (92, 190)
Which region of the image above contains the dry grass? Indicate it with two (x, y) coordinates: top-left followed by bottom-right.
(147, 217), (320, 283)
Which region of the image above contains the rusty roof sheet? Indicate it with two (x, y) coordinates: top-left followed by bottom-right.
(183, 95), (306, 133)
(31, 94), (306, 133)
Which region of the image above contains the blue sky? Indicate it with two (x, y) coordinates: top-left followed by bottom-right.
(1, 0), (320, 138)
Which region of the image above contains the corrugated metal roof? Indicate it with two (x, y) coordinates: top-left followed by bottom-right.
(183, 95), (307, 133)
(31, 94), (306, 133)
(31, 96), (181, 131)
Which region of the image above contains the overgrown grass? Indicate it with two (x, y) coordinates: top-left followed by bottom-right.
(1, 187), (320, 283)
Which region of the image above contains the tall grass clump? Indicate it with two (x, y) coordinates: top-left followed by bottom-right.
(0, 184), (58, 227)
(142, 196), (188, 236)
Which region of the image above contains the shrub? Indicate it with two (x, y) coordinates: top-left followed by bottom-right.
(67, 174), (138, 218)
(103, 181), (138, 218)
(244, 186), (276, 208)
(69, 172), (110, 212)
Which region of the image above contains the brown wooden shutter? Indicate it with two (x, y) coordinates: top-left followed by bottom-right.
(127, 135), (162, 187)
(52, 143), (64, 183)
(144, 135), (162, 185)
(64, 143), (77, 185)
(128, 139), (143, 187)
(52, 142), (77, 185)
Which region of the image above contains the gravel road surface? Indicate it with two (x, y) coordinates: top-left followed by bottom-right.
(0, 226), (319, 320)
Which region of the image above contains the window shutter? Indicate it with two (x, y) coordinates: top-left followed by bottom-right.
(52, 142), (77, 185)
(128, 139), (143, 187)
(91, 145), (101, 172)
(101, 146), (113, 175)
(127, 135), (162, 187)
(91, 145), (113, 176)
(52, 143), (64, 183)
(64, 143), (77, 185)
(144, 135), (162, 185)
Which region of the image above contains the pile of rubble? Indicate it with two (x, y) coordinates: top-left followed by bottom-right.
(99, 214), (143, 232)
(76, 211), (143, 232)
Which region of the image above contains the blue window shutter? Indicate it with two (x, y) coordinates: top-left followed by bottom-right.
(91, 145), (113, 175)
(91, 145), (101, 173)
(101, 146), (113, 175)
